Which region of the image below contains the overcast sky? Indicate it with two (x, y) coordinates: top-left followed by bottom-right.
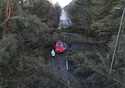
(48, 0), (72, 8)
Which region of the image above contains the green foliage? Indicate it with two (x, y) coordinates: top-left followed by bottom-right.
(0, 0), (4, 32)
(0, 0), (125, 88)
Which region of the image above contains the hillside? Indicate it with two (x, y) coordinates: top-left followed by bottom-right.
(0, 0), (125, 88)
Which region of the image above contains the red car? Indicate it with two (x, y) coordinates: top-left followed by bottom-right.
(54, 40), (67, 54)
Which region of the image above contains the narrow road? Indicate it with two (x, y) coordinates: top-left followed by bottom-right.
(49, 55), (83, 88)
